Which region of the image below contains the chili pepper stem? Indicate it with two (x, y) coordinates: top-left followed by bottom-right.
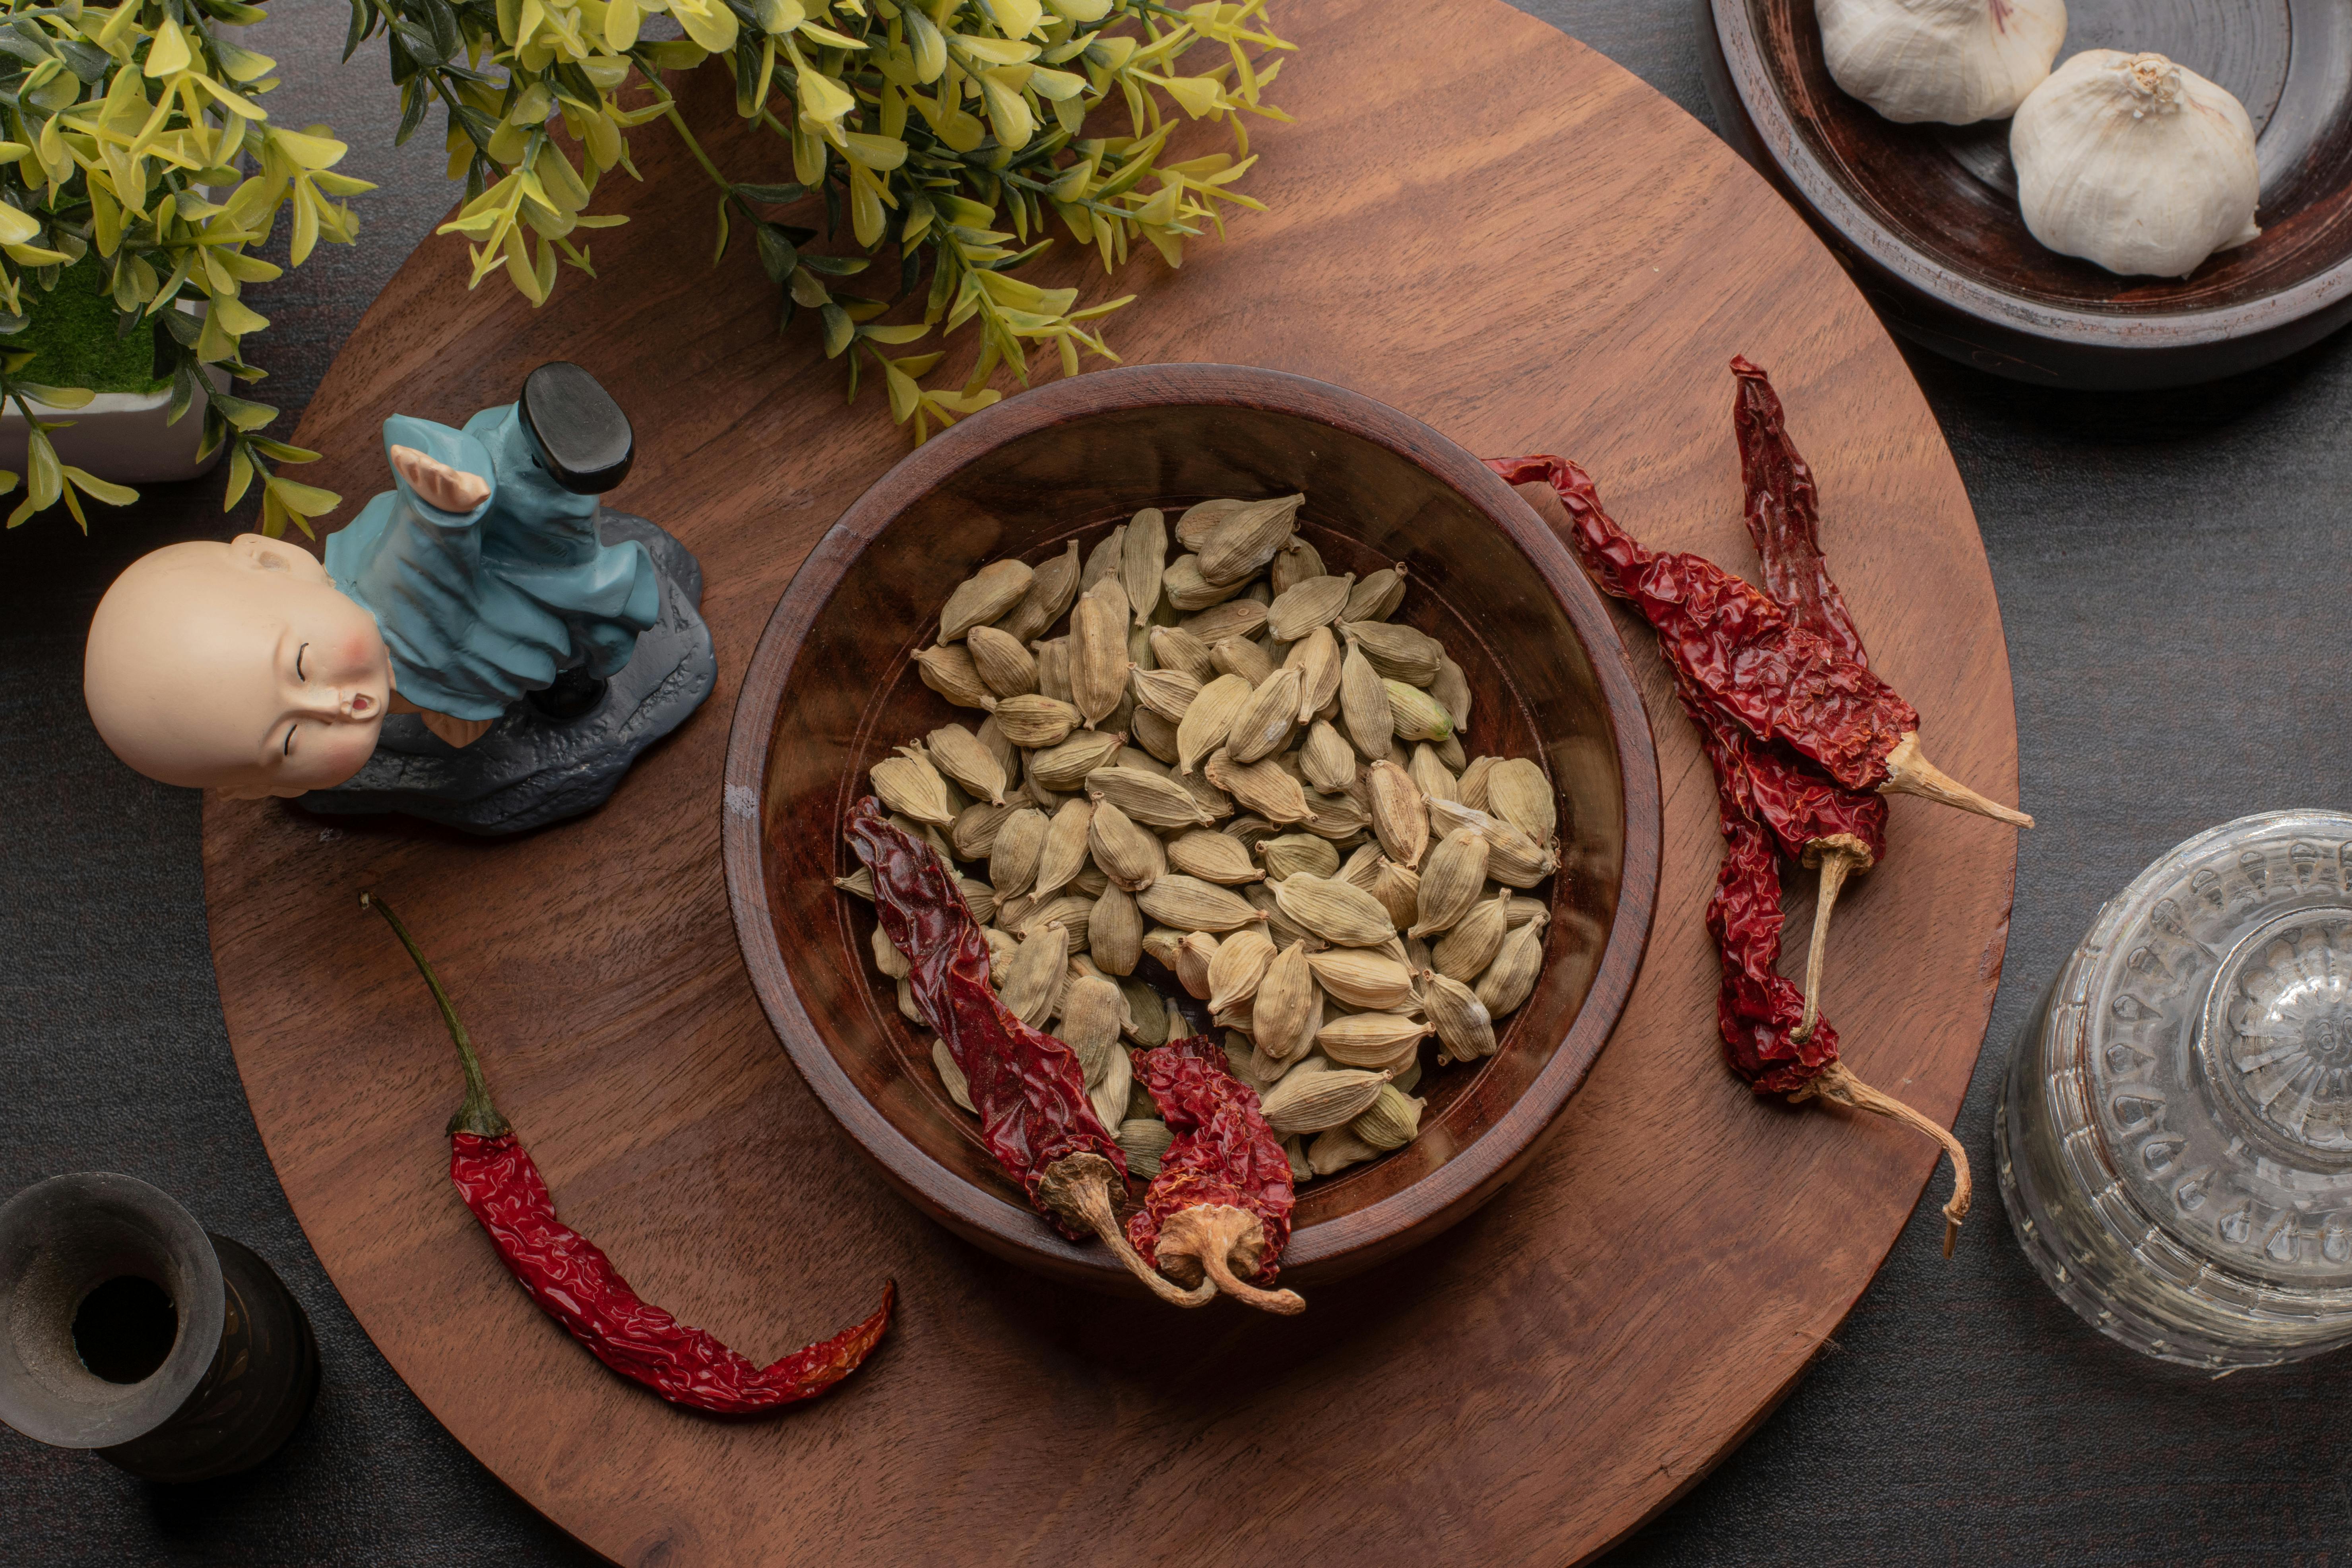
(361, 893), (512, 1138)
(1878, 733), (2034, 829)
(1036, 1154), (1215, 1308)
(1154, 1204), (1307, 1315)
(1792, 840), (1871, 1046)
(1792, 1061), (1971, 1258)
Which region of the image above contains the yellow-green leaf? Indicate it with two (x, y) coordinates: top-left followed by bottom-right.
(63, 467), (138, 508)
(144, 16), (192, 77)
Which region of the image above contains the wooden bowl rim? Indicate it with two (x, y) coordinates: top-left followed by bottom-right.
(1706, 0), (2352, 350)
(721, 362), (1662, 1281)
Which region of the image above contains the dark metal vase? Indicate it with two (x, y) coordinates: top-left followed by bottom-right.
(0, 1173), (319, 1482)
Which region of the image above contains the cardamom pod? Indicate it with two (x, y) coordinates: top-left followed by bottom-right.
(1018, 894), (1095, 941)
(1411, 826), (1489, 936)
(1089, 1034), (1132, 1130)
(1033, 636), (1074, 704)
(1409, 743), (1458, 804)
(1163, 552), (1247, 612)
(1285, 625), (1342, 722)
(933, 1038), (976, 1114)
(1339, 638), (1392, 760)
(1299, 718), (1357, 791)
(1085, 882), (1142, 976)
(995, 891), (1036, 934)
(1140, 925), (1186, 969)
(886, 810), (955, 865)
(1149, 624), (1217, 681)
(1339, 840), (1383, 886)
(1130, 665), (1202, 721)
(926, 723), (1006, 805)
(913, 644), (991, 709)
(1506, 894), (1547, 928)
(1317, 1011), (1431, 1071)
(1206, 748), (1311, 824)
(1175, 497), (1247, 550)
(1482, 818), (1559, 888)
(1130, 706), (1181, 766)
(1384, 680), (1454, 743)
(1206, 927), (1277, 1014)
(1223, 814), (1280, 855)
(1433, 888), (1512, 981)
(1431, 654), (1472, 733)
(1122, 976), (1167, 1044)
(1167, 829), (1265, 885)
(1029, 728), (1125, 790)
(1486, 756), (1557, 844)
(964, 625), (1039, 699)
(987, 805), (1048, 899)
(868, 921), (911, 981)
(870, 747), (955, 827)
(1258, 1064), (1391, 1136)
(1308, 1124), (1381, 1176)
(1177, 598), (1268, 646)
(834, 867), (875, 901)
(951, 799), (1014, 861)
(1209, 634), (1275, 688)
(1307, 948), (1418, 1012)
(1196, 492), (1303, 585)
(1086, 796), (1165, 892)
(1342, 563), (1409, 624)
(1340, 619), (1445, 685)
(1177, 673), (1255, 774)
(1069, 579), (1131, 725)
(1284, 1134), (1312, 1184)
(1117, 1117), (1174, 1180)
(973, 714), (1019, 777)
(1456, 754), (1499, 812)
(1273, 872), (1395, 947)
(1367, 857), (1422, 929)
(1475, 920), (1543, 1017)
(1117, 744), (1171, 778)
(1071, 864), (1111, 898)
(1177, 767), (1235, 822)
(1136, 874), (1268, 934)
(1251, 941), (1319, 1063)
(989, 693), (1082, 750)
(940, 558), (1035, 643)
(1421, 968), (1498, 1063)
(1057, 973), (1125, 1083)
(1363, 758), (1429, 868)
(898, 973), (927, 1026)
(1081, 524), (1126, 592)
(1243, 880), (1315, 950)
(1225, 666), (1303, 764)
(1120, 507), (1167, 627)
(1297, 789), (1371, 841)
(1350, 1084), (1425, 1151)
(1269, 534), (1328, 596)
(1265, 572), (1356, 642)
(1087, 766), (1215, 830)
(1255, 831), (1340, 882)
(1174, 930), (1219, 998)
(1001, 921), (1068, 1027)
(1032, 797), (1094, 901)
(994, 539), (1080, 647)
(1211, 994), (1255, 1034)
(958, 877), (998, 925)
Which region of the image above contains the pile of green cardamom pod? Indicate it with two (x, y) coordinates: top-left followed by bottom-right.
(837, 493), (1563, 1183)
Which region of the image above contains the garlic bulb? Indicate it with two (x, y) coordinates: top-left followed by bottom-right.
(1819, 0), (2067, 125)
(2011, 50), (2259, 277)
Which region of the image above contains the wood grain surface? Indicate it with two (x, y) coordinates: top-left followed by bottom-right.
(201, 1), (2020, 1563)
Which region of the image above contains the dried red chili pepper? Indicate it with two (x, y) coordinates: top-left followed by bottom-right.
(843, 797), (1211, 1308)
(1729, 355), (1891, 1043)
(1681, 682), (1971, 1254)
(363, 894), (894, 1411)
(1484, 454), (2030, 829)
(1127, 1035), (1303, 1315)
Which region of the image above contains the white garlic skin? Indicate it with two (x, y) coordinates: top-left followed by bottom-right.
(1819, 0), (2067, 125)
(2011, 50), (2260, 278)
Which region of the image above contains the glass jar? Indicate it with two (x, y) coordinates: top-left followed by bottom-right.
(1999, 810), (2352, 1369)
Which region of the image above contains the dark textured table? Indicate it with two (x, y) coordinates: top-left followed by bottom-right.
(5, 4), (2348, 1564)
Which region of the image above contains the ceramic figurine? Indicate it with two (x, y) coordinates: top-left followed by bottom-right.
(83, 362), (715, 834)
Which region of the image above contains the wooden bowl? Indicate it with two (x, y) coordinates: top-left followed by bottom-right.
(1700, 0), (2352, 387)
(722, 363), (1660, 1293)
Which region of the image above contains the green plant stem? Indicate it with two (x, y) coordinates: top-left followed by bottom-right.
(361, 893), (512, 1138)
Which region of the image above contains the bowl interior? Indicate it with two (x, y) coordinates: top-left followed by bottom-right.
(1751, 0), (2352, 312)
(745, 390), (1637, 1273)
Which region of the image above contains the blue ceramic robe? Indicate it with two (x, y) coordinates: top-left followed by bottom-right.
(324, 405), (660, 722)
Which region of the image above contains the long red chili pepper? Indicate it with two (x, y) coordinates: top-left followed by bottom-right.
(1728, 356), (1892, 1042)
(1484, 454), (2030, 828)
(1680, 683), (1971, 1254)
(843, 797), (1212, 1308)
(1127, 1035), (1303, 1315)
(363, 894), (894, 1411)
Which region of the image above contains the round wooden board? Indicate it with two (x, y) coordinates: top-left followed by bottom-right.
(204, 2), (2018, 1563)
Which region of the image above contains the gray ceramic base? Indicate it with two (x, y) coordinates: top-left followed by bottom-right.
(299, 511), (715, 836)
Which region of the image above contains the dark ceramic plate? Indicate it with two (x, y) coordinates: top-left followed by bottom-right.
(1700, 0), (2352, 386)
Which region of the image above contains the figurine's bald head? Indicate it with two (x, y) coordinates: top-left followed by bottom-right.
(85, 534), (393, 798)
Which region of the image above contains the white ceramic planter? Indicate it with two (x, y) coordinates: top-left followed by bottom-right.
(0, 372), (220, 483)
